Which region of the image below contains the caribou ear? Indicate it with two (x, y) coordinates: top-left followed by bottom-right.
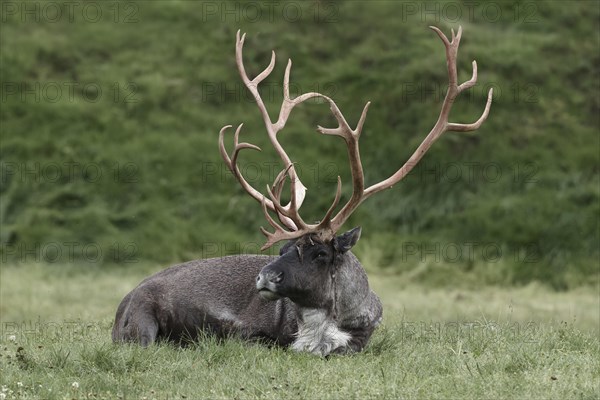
(279, 239), (297, 256)
(333, 227), (362, 253)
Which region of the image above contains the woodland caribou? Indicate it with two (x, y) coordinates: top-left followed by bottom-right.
(112, 26), (493, 356)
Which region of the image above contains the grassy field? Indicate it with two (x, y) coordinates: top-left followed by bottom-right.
(1, 263), (598, 399)
(1, 1), (599, 398)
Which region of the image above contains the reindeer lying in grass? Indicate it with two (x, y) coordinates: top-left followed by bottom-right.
(112, 26), (493, 356)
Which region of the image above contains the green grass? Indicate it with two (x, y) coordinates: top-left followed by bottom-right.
(1, 264), (599, 399)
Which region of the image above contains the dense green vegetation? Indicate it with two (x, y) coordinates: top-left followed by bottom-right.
(1, 1), (599, 289)
(1, 264), (598, 399)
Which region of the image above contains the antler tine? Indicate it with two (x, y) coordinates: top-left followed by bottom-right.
(316, 98), (371, 231)
(266, 184), (291, 220)
(276, 59), (328, 129)
(271, 167), (288, 202)
(317, 176), (342, 230)
(260, 197), (307, 251)
(236, 30), (276, 87)
(458, 60), (478, 92)
(264, 164), (306, 227)
(230, 124), (261, 167)
(267, 165), (310, 229)
(269, 167), (302, 231)
(219, 124), (270, 207)
(429, 25), (463, 89)
(429, 25), (450, 47)
(447, 88), (494, 132)
(260, 200), (290, 250)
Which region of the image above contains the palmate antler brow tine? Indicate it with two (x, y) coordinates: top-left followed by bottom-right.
(266, 173), (305, 229)
(260, 197), (311, 251)
(258, 175), (343, 251)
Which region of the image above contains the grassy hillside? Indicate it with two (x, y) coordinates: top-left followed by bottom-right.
(1, 1), (599, 289)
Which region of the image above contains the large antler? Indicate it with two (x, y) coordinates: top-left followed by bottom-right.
(220, 26), (493, 249)
(321, 25), (493, 233)
(219, 30), (329, 230)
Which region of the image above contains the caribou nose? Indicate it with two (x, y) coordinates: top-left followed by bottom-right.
(256, 271), (283, 289)
(256, 270), (284, 301)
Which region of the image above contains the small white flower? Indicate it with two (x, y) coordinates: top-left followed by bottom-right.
(71, 382), (79, 390)
(8, 335), (16, 342)
(16, 382), (23, 388)
(0, 392), (6, 399)
(1, 386), (7, 393)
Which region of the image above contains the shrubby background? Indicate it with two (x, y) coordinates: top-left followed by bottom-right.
(1, 1), (598, 289)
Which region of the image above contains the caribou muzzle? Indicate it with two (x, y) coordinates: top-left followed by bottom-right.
(256, 268), (284, 300)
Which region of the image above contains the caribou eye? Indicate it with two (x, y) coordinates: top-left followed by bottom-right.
(315, 250), (328, 259)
